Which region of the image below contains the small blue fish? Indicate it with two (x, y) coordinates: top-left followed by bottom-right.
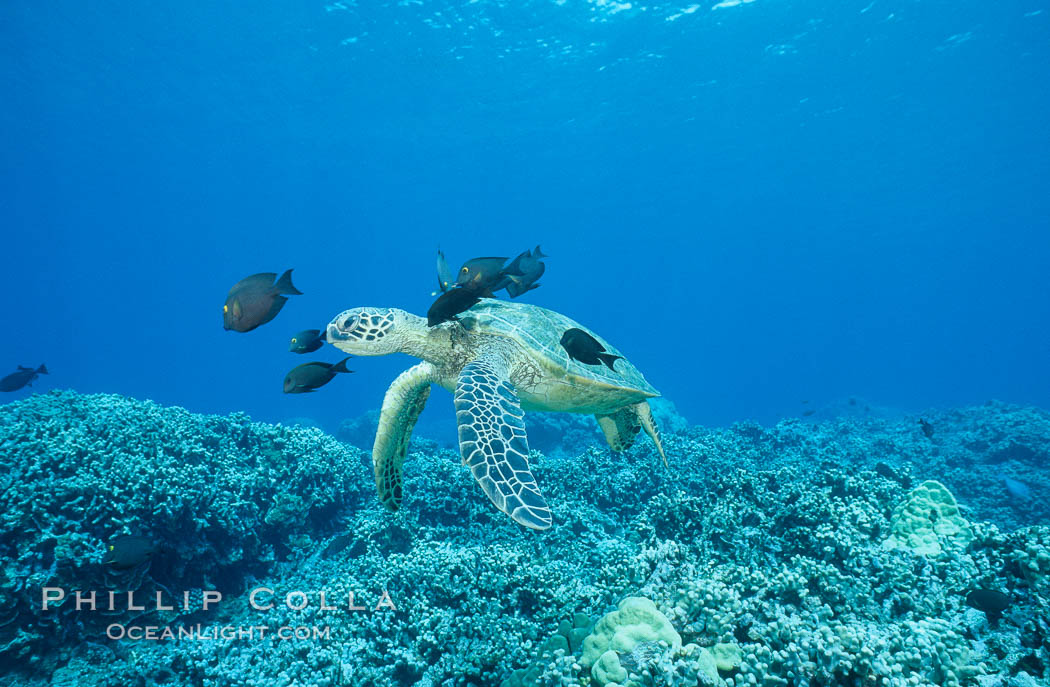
(104, 534), (157, 570)
(289, 329), (326, 354)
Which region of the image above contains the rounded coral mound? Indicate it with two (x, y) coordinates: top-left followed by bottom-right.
(581, 596), (682, 685)
(883, 479), (974, 556)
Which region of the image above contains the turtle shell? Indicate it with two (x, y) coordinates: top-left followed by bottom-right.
(460, 299), (659, 397)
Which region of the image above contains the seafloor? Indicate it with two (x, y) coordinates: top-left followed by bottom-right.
(0, 390), (1047, 687)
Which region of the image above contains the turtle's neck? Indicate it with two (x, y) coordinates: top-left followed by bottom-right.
(396, 313), (451, 363)
(399, 315), (473, 368)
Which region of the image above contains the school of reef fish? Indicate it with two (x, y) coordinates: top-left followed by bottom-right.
(0, 388), (1047, 687)
(212, 247), (553, 396)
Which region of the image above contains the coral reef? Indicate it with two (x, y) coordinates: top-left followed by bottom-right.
(0, 390), (368, 671)
(1, 392), (1048, 687)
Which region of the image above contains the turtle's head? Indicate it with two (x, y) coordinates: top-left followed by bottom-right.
(327, 307), (425, 357)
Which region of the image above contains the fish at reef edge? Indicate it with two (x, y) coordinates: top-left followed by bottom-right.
(0, 364), (48, 392)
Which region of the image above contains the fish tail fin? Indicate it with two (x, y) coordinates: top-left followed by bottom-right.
(597, 353), (622, 371)
(503, 275), (523, 297)
(506, 278), (540, 299)
(274, 269), (303, 296)
(533, 245), (547, 258)
(331, 357), (353, 374)
(38, 364), (49, 375)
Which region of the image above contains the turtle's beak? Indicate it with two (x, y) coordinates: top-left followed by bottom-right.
(327, 311), (359, 344)
(326, 321), (349, 343)
(326, 307), (403, 357)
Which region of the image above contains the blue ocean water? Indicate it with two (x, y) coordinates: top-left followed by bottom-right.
(2, 0), (1047, 434)
(2, 4), (1050, 685)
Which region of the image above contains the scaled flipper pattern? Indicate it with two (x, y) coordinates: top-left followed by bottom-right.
(635, 401), (667, 466)
(455, 356), (552, 530)
(595, 406), (642, 452)
(373, 362), (435, 512)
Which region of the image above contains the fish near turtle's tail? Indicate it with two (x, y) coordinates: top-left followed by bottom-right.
(37, 364), (48, 375)
(597, 353), (622, 371)
(274, 269), (303, 296)
(331, 357), (354, 374)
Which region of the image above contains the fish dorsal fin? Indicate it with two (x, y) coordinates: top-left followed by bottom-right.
(229, 272), (278, 294)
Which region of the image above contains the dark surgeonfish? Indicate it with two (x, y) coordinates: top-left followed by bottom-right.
(427, 287), (481, 327)
(560, 328), (622, 371)
(289, 329), (326, 354)
(223, 269), (302, 332)
(918, 418), (934, 439)
(504, 245), (546, 298)
(0, 364), (48, 392)
(433, 249), (456, 295)
(455, 256), (510, 296)
(283, 358), (352, 393)
(103, 534), (157, 570)
(965, 588), (1010, 623)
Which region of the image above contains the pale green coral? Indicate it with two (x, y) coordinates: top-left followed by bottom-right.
(594, 649), (629, 685)
(581, 596), (682, 686)
(883, 480), (973, 556)
(710, 642), (742, 672)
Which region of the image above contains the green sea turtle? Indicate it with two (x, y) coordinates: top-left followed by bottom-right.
(326, 299), (666, 530)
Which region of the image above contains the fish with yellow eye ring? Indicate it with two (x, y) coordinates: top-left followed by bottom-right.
(223, 269), (302, 332)
(455, 256), (510, 296)
(289, 329), (326, 354)
(103, 534), (157, 570)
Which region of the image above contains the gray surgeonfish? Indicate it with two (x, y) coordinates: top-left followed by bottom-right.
(283, 358), (352, 393)
(289, 329), (326, 354)
(455, 256), (510, 296)
(560, 328), (621, 371)
(223, 269), (302, 332)
(103, 534), (157, 570)
(0, 364), (48, 392)
(504, 245), (546, 298)
(427, 287), (481, 327)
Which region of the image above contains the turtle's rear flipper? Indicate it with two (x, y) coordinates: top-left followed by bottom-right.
(596, 407), (642, 452)
(373, 362), (435, 512)
(455, 355), (552, 530)
(636, 401), (668, 467)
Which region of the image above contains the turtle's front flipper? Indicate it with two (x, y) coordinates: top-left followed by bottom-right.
(455, 355), (552, 530)
(373, 362), (435, 512)
(596, 407), (642, 452)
